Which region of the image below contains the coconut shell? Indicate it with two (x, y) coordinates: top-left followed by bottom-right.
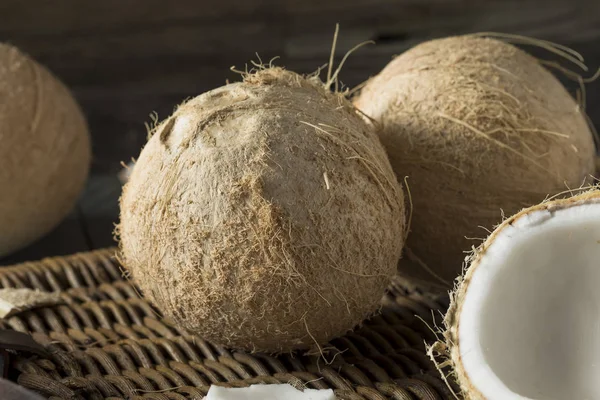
(354, 35), (596, 289)
(444, 189), (600, 398)
(119, 68), (405, 352)
(0, 44), (91, 257)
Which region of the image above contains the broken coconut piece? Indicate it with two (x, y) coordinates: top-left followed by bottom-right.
(445, 190), (600, 399)
(0, 289), (63, 318)
(205, 384), (335, 400)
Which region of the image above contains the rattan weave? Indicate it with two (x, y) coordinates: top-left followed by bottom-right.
(0, 249), (457, 399)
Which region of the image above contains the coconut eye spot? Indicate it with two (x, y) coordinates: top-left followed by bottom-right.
(160, 115), (200, 149)
(458, 203), (600, 400)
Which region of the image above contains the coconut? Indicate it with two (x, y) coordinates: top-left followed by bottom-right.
(118, 68), (405, 352)
(354, 35), (596, 289)
(442, 189), (600, 399)
(0, 44), (91, 257)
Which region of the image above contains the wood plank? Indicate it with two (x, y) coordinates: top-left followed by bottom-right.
(0, 0), (269, 34)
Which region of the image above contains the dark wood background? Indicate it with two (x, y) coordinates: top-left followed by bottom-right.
(1, 0), (599, 264)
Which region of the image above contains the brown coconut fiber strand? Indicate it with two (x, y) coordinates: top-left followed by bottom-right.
(0, 44), (91, 257)
(437, 188), (600, 399)
(354, 35), (596, 288)
(118, 67), (405, 353)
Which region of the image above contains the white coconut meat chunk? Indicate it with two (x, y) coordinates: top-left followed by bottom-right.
(205, 384), (336, 400)
(452, 192), (600, 400)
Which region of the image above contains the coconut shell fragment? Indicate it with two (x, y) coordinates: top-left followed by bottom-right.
(0, 288), (63, 318)
(443, 189), (600, 399)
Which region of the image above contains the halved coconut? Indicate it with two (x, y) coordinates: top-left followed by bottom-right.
(446, 189), (600, 399)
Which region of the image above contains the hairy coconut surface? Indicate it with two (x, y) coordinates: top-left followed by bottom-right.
(119, 68), (405, 352)
(0, 44), (91, 257)
(354, 35), (596, 289)
(444, 190), (600, 399)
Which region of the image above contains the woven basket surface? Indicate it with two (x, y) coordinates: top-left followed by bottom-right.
(0, 248), (457, 400)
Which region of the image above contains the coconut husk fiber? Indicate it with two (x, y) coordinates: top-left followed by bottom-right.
(354, 35), (596, 289)
(0, 288), (63, 318)
(118, 67), (406, 353)
(0, 43), (91, 257)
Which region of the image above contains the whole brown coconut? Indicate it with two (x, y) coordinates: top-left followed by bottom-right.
(0, 44), (91, 257)
(119, 68), (405, 352)
(354, 35), (596, 289)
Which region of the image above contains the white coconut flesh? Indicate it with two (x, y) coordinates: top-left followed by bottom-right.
(457, 199), (600, 399)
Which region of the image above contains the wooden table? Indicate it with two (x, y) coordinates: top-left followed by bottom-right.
(1, 0), (599, 264)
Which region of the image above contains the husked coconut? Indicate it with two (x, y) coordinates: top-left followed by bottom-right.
(354, 35), (596, 289)
(119, 68), (405, 352)
(444, 189), (600, 399)
(0, 44), (91, 257)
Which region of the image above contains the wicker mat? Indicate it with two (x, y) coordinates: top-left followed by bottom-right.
(0, 249), (457, 400)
